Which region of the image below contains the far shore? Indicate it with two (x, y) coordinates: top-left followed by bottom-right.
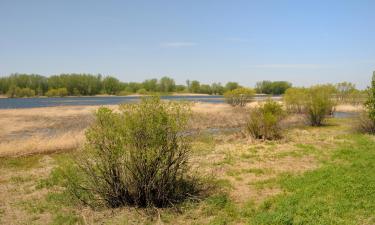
(0, 92), (212, 99)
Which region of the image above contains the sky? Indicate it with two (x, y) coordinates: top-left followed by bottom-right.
(0, 0), (374, 89)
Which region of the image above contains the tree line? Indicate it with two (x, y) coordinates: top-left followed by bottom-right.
(0, 73), (297, 98)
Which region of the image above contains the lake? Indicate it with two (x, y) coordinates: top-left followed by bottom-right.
(0, 95), (229, 109)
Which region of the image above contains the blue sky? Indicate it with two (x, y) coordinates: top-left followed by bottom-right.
(1, 0), (374, 88)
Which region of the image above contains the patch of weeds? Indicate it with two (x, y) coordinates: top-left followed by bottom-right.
(216, 152), (235, 166)
(204, 193), (239, 224)
(10, 175), (33, 184)
(0, 155), (41, 170)
(250, 178), (277, 190)
(212, 179), (233, 190)
(226, 169), (241, 177)
(51, 211), (84, 225)
(242, 168), (269, 176)
(38, 154), (74, 189)
(192, 133), (215, 155)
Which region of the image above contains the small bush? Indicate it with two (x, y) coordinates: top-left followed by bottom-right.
(136, 88), (148, 95)
(45, 88), (68, 97)
(358, 72), (375, 134)
(283, 87), (308, 113)
(356, 112), (375, 134)
(246, 100), (285, 140)
(305, 85), (336, 126)
(224, 88), (255, 107)
(68, 96), (201, 208)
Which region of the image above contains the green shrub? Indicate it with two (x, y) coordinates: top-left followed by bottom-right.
(45, 88), (68, 97)
(68, 96), (200, 208)
(116, 90), (131, 96)
(6, 86), (35, 98)
(136, 88), (147, 95)
(357, 72), (375, 134)
(283, 87), (308, 113)
(224, 88), (255, 107)
(246, 100), (285, 140)
(356, 112), (375, 134)
(365, 72), (375, 122)
(305, 85), (336, 126)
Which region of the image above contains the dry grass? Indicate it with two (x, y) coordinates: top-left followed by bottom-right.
(0, 103), (250, 157)
(0, 113), (356, 224)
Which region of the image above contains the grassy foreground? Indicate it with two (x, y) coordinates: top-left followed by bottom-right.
(0, 118), (374, 224)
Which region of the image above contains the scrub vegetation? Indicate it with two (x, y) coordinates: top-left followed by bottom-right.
(0, 74), (374, 224)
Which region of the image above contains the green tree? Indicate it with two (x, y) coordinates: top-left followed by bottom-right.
(102, 76), (121, 95)
(190, 80), (200, 93)
(211, 83), (225, 95)
(225, 82), (240, 91)
(142, 79), (158, 92)
(158, 76), (175, 92)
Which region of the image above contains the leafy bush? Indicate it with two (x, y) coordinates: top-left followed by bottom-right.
(45, 88), (68, 97)
(365, 72), (375, 122)
(305, 85), (336, 126)
(224, 88), (255, 107)
(136, 88), (147, 95)
(68, 97), (200, 208)
(283, 87), (308, 113)
(247, 100), (285, 140)
(357, 72), (375, 134)
(6, 86), (35, 98)
(356, 112), (375, 134)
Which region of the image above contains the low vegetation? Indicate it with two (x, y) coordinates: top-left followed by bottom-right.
(357, 72), (375, 133)
(67, 97), (201, 208)
(224, 87), (255, 107)
(283, 87), (308, 113)
(305, 85), (336, 126)
(284, 85), (336, 126)
(247, 100), (285, 140)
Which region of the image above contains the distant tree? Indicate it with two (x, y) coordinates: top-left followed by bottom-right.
(175, 85), (187, 92)
(256, 80), (292, 95)
(142, 79), (158, 92)
(225, 82), (240, 91)
(186, 80), (191, 91)
(190, 80), (200, 93)
(199, 84), (212, 94)
(158, 76), (175, 92)
(103, 76), (121, 95)
(335, 82), (356, 103)
(211, 83), (225, 95)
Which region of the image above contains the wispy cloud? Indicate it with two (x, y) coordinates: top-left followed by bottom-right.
(160, 42), (197, 48)
(249, 64), (326, 69)
(225, 37), (250, 43)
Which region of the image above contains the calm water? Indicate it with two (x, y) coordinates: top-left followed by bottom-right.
(0, 95), (283, 109)
(0, 96), (226, 109)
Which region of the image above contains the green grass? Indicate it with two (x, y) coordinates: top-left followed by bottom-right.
(0, 155), (41, 170)
(249, 134), (375, 225)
